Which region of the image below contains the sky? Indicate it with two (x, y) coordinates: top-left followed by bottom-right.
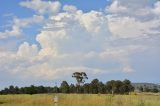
(0, 0), (160, 89)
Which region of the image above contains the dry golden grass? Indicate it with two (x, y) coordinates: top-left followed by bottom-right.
(0, 93), (160, 106)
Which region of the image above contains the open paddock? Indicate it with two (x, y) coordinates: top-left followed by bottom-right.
(0, 93), (160, 106)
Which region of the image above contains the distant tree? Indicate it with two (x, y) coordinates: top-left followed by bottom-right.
(72, 72), (88, 93)
(1, 88), (9, 94)
(21, 85), (37, 95)
(106, 80), (116, 94)
(98, 82), (106, 94)
(60, 81), (70, 93)
(83, 83), (90, 93)
(28, 85), (37, 95)
(152, 86), (159, 93)
(72, 72), (88, 86)
(144, 86), (151, 92)
(114, 80), (123, 94)
(79, 86), (84, 93)
(19, 87), (25, 94)
(69, 84), (76, 93)
(53, 86), (59, 93)
(36, 86), (47, 93)
(14, 86), (20, 94)
(123, 79), (134, 94)
(9, 85), (15, 94)
(106, 79), (134, 94)
(139, 86), (144, 92)
(90, 79), (99, 94)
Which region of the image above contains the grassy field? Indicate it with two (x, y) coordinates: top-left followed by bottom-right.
(0, 93), (160, 106)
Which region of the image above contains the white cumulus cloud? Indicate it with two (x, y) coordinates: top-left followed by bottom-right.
(0, 0), (159, 80)
(0, 15), (44, 39)
(20, 0), (61, 15)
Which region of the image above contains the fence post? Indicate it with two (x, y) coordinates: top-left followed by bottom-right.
(54, 95), (58, 106)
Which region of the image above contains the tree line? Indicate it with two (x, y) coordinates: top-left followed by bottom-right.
(0, 85), (54, 95)
(138, 85), (159, 93)
(1, 72), (159, 95)
(0, 79), (134, 95)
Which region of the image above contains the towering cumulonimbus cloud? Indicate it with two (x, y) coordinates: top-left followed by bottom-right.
(0, 0), (160, 80)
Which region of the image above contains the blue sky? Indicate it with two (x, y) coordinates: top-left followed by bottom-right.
(0, 0), (160, 89)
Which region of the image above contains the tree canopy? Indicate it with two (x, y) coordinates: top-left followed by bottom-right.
(72, 72), (88, 86)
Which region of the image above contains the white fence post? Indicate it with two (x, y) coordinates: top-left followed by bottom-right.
(54, 95), (58, 106)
